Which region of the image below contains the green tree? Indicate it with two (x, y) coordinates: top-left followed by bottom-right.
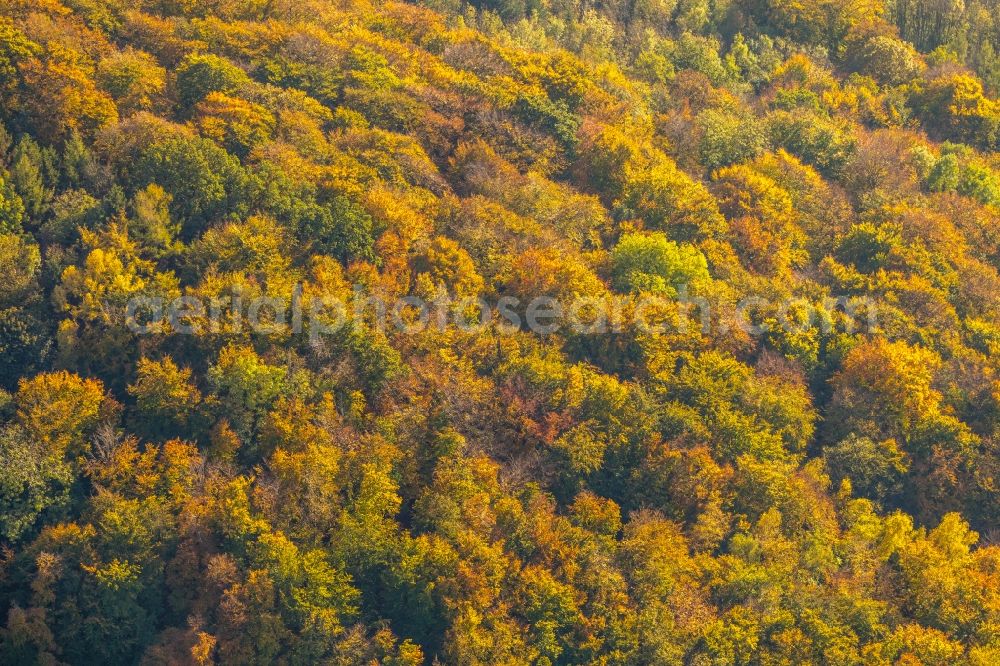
(175, 53), (252, 112)
(0, 424), (74, 542)
(300, 195), (377, 265)
(136, 135), (248, 236)
(610, 231), (710, 296)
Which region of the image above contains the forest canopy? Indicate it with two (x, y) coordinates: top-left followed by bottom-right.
(3, 0), (1000, 664)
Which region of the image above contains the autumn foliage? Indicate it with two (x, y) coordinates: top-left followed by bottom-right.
(3, 0), (1000, 664)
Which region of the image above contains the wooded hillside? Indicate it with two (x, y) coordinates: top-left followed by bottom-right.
(3, 0), (1000, 663)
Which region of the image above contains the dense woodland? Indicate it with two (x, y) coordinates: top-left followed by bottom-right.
(5, 0), (1000, 663)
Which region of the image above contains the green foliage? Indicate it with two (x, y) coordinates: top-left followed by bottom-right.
(136, 135), (248, 236)
(610, 231), (710, 296)
(9, 136), (54, 222)
(927, 153), (961, 192)
(513, 92), (581, 151)
(208, 344), (296, 455)
(0, 424), (73, 542)
(175, 53), (252, 111)
(0, 308), (47, 388)
(823, 434), (908, 505)
(697, 108), (765, 171)
(957, 162), (1000, 205)
(835, 222), (901, 272)
(659, 351), (816, 461)
(300, 195), (377, 264)
(0, 174), (24, 233)
(768, 110), (857, 177)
